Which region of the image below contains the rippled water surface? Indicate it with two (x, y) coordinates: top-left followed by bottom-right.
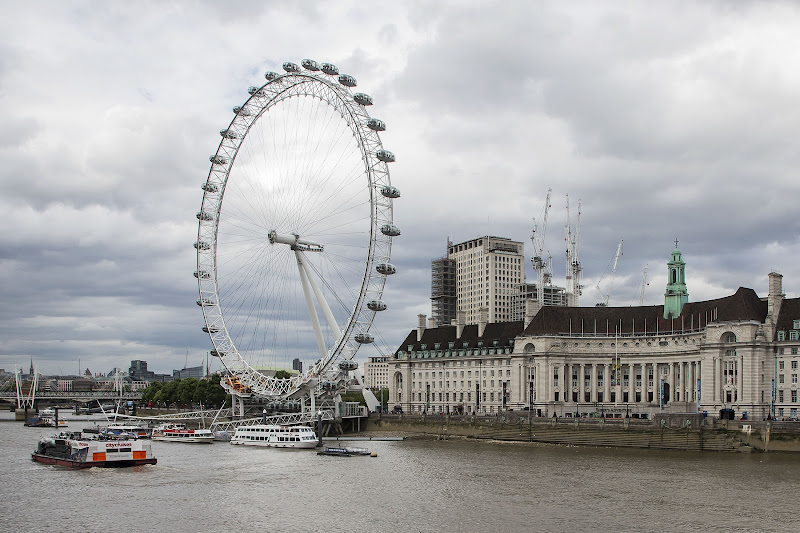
(1, 412), (799, 532)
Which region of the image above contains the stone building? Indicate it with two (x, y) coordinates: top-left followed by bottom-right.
(390, 244), (800, 420)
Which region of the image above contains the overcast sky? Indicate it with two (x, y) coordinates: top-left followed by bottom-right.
(2, 1), (800, 376)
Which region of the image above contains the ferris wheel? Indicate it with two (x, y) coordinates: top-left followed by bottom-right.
(195, 59), (400, 401)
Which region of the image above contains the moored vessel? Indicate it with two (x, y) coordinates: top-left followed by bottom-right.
(32, 432), (157, 468)
(230, 424), (319, 448)
(151, 424), (214, 444)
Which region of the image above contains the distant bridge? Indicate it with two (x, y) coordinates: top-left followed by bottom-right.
(0, 390), (141, 403)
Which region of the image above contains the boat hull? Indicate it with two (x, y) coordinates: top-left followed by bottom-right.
(32, 453), (157, 469)
(152, 435), (214, 444)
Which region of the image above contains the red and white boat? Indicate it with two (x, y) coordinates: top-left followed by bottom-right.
(32, 432), (157, 468)
(151, 424), (214, 444)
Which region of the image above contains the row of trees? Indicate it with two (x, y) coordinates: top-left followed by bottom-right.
(140, 374), (229, 408)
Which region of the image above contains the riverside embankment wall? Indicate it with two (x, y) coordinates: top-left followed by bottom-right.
(363, 414), (800, 452)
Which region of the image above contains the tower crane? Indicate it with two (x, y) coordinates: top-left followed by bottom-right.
(530, 188), (552, 308)
(565, 195), (583, 307)
(596, 238), (623, 306)
(639, 264), (649, 305)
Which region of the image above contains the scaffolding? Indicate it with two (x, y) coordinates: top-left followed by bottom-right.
(431, 257), (457, 326)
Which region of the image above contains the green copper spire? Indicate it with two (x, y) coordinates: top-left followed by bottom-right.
(664, 238), (688, 319)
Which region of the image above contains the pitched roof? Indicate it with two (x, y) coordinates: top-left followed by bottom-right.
(775, 297), (800, 333)
(395, 321), (525, 354)
(522, 286), (767, 336)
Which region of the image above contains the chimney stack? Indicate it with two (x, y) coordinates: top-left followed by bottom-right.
(417, 313), (427, 342)
(456, 310), (466, 339)
(524, 298), (540, 328)
(428, 317), (436, 330)
(478, 307), (488, 338)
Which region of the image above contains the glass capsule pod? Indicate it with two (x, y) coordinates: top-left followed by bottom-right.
(376, 150), (395, 162)
(196, 298), (215, 307)
(339, 360), (359, 371)
(375, 263), (396, 275)
(354, 93), (373, 106)
(196, 211), (213, 221)
(380, 185), (401, 198)
(202, 325), (219, 333)
(233, 106), (253, 116)
(338, 74), (357, 87)
(248, 86), (265, 96)
(282, 62), (300, 73)
(220, 129), (239, 139)
(367, 300), (387, 311)
(354, 333), (374, 344)
(209, 349), (225, 357)
(321, 380), (337, 391)
(209, 155), (228, 165)
(194, 241), (211, 250)
(380, 223), (401, 237)
(321, 63), (339, 75)
(194, 270), (210, 279)
(264, 71), (279, 81)
(202, 182), (219, 193)
(367, 118), (386, 131)
(301, 59), (320, 71)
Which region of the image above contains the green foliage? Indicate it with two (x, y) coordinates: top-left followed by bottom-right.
(274, 370), (291, 380)
(140, 373), (229, 408)
(341, 391), (366, 406)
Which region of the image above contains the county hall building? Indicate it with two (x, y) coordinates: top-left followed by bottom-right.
(389, 245), (800, 420)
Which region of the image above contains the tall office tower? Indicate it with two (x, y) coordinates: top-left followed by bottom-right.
(447, 236), (525, 324)
(431, 256), (457, 326)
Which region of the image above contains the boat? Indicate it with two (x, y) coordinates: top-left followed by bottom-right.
(151, 424), (214, 444)
(317, 446), (375, 457)
(32, 431), (157, 468)
(102, 424), (150, 439)
(24, 408), (67, 428)
(230, 424), (319, 448)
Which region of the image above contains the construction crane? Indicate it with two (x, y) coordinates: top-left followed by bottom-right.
(638, 264), (649, 305)
(565, 195), (583, 307)
(596, 238), (623, 306)
(530, 188), (552, 309)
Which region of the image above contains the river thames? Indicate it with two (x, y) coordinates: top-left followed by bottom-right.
(1, 412), (798, 532)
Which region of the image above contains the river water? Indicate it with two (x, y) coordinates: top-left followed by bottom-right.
(1, 412), (798, 532)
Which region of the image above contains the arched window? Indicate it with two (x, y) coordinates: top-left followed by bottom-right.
(722, 332), (736, 343)
(523, 343), (535, 355)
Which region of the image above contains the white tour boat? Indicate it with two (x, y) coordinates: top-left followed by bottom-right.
(32, 431), (157, 468)
(230, 424), (319, 448)
(151, 424), (214, 444)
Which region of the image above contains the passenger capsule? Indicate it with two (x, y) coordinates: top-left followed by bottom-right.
(354, 93), (373, 106)
(248, 86), (265, 96)
(194, 241), (211, 251)
(367, 118), (386, 131)
(321, 63), (339, 75)
(282, 62), (301, 73)
(321, 380), (337, 391)
(209, 155), (228, 165)
(209, 349), (225, 357)
(367, 300), (387, 312)
(301, 59), (320, 71)
(202, 325), (219, 333)
(233, 106), (253, 116)
(380, 223), (401, 237)
(196, 211), (213, 221)
(375, 263), (396, 275)
(194, 270), (210, 279)
(220, 129), (239, 139)
(354, 333), (374, 344)
(339, 360), (359, 371)
(338, 74), (357, 87)
(196, 298), (215, 307)
(202, 182), (219, 193)
(380, 185), (401, 198)
(376, 150), (395, 163)
(264, 71), (280, 81)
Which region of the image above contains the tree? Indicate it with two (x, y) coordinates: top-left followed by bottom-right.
(274, 370), (291, 380)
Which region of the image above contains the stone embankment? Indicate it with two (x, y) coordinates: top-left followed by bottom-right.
(362, 414), (800, 452)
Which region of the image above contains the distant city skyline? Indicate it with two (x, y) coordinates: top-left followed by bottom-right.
(3, 2), (800, 375)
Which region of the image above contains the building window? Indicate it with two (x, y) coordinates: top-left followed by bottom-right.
(794, 374), (798, 384)
(791, 332), (800, 341)
(779, 390), (785, 402)
(779, 374), (785, 384)
(793, 361), (799, 370)
(793, 390), (798, 403)
(778, 331), (786, 341)
(780, 361), (785, 370)
(795, 320), (800, 329)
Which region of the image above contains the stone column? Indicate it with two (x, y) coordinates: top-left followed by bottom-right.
(591, 364), (598, 403)
(713, 357), (719, 404)
(603, 363), (611, 404)
(578, 363), (585, 406)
